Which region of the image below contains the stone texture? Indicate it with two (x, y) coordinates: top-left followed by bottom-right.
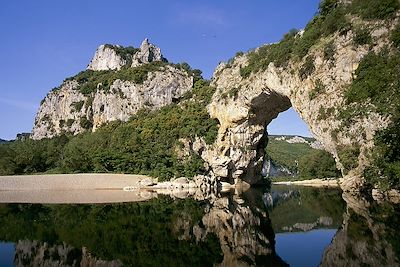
(201, 20), (394, 190)
(87, 44), (127, 71)
(87, 38), (166, 71)
(32, 65), (193, 139)
(131, 38), (167, 67)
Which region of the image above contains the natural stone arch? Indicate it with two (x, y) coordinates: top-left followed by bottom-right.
(202, 28), (389, 190)
(207, 87), (291, 185)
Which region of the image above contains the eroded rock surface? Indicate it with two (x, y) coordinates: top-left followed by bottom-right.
(32, 65), (192, 139)
(201, 16), (396, 190)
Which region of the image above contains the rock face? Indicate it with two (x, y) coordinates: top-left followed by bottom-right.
(131, 38), (167, 67)
(262, 158), (293, 178)
(32, 40), (192, 139)
(87, 44), (127, 71)
(200, 15), (396, 190)
(87, 38), (167, 71)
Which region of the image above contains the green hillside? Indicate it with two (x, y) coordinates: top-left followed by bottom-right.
(0, 79), (218, 180)
(266, 136), (340, 180)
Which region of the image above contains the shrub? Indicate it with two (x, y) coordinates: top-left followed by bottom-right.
(350, 0), (400, 20)
(353, 27), (372, 45)
(319, 0), (340, 17)
(67, 61), (172, 95)
(337, 145), (360, 175)
(391, 23), (400, 49)
(365, 116), (400, 189)
(70, 101), (85, 112)
(324, 41), (336, 61)
(318, 107), (335, 120)
(309, 79), (326, 100)
(66, 119), (74, 127)
(240, 66), (252, 78)
(299, 56), (315, 80)
(80, 117), (93, 130)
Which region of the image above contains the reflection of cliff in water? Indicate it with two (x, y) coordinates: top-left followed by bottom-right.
(264, 185), (346, 233)
(0, 194), (288, 267)
(321, 192), (400, 267)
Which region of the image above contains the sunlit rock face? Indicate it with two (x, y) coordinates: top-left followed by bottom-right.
(87, 38), (167, 71)
(14, 240), (122, 267)
(32, 38), (190, 140)
(321, 193), (400, 267)
(201, 16), (395, 190)
(131, 38), (167, 67)
(87, 44), (127, 71)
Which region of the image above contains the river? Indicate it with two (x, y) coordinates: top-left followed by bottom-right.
(0, 185), (398, 266)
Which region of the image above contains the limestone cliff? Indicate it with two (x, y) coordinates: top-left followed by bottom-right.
(199, 3), (400, 190)
(32, 39), (193, 139)
(87, 38), (166, 71)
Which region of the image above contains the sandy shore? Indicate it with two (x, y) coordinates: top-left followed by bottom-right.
(272, 178), (342, 187)
(0, 173), (150, 191)
(0, 174), (157, 203)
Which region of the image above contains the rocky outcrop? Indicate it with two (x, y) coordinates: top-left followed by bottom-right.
(87, 44), (128, 71)
(87, 38), (166, 71)
(200, 11), (397, 190)
(273, 135), (324, 150)
(262, 158), (293, 178)
(14, 240), (122, 267)
(131, 38), (167, 67)
(32, 40), (192, 139)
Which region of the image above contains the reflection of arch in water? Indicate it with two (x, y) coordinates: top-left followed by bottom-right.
(321, 193), (400, 266)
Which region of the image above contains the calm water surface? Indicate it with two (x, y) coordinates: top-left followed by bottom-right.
(0, 185), (399, 266)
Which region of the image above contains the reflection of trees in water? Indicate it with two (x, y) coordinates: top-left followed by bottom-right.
(5, 188), (396, 266)
(321, 192), (400, 267)
(0, 194), (289, 267)
(0, 198), (222, 266)
(263, 186), (346, 232)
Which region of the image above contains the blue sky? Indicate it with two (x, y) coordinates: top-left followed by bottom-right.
(0, 0), (320, 140)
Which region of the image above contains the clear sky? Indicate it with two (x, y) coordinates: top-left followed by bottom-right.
(0, 0), (320, 140)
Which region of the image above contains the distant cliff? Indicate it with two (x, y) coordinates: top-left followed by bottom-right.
(32, 39), (194, 139)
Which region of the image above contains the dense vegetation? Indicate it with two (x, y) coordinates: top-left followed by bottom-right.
(0, 79), (218, 180)
(0, 197), (223, 266)
(266, 137), (340, 180)
(239, 0), (400, 79)
(341, 48), (400, 189)
(66, 61), (169, 95)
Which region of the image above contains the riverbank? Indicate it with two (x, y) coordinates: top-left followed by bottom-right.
(0, 173), (213, 204)
(272, 178), (341, 187)
(0, 173), (151, 190)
